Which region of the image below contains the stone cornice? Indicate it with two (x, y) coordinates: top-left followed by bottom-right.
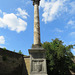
(32, 0), (40, 6)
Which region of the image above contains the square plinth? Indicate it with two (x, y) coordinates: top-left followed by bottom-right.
(28, 48), (48, 75)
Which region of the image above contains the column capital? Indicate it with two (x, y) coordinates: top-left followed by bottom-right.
(32, 0), (40, 6)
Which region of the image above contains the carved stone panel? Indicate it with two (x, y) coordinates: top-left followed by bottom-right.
(31, 60), (44, 73)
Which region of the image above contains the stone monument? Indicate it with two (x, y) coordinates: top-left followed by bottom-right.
(28, 0), (48, 75)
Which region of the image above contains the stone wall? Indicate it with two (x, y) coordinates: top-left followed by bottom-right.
(0, 48), (28, 75)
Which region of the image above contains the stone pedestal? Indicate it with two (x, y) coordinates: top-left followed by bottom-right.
(29, 48), (47, 75)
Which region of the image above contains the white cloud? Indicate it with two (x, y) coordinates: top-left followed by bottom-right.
(26, 1), (31, 5)
(73, 48), (75, 50)
(0, 46), (6, 48)
(0, 36), (5, 44)
(68, 20), (75, 25)
(70, 32), (75, 38)
(16, 8), (29, 19)
(73, 48), (75, 52)
(40, 0), (75, 23)
(70, 1), (75, 14)
(55, 28), (63, 32)
(0, 10), (2, 13)
(69, 41), (75, 45)
(66, 20), (75, 29)
(40, 0), (67, 23)
(0, 8), (29, 33)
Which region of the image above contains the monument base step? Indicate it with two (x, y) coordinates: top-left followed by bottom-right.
(30, 74), (48, 75)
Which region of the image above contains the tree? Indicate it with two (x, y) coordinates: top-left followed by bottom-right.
(18, 50), (22, 54)
(3, 47), (6, 50)
(42, 38), (74, 75)
(13, 50), (15, 52)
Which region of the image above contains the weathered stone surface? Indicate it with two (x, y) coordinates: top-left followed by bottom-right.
(34, 3), (40, 45)
(29, 48), (47, 75)
(0, 48), (28, 75)
(29, 0), (48, 75)
(24, 56), (30, 75)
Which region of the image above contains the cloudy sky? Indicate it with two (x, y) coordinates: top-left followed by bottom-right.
(0, 0), (75, 55)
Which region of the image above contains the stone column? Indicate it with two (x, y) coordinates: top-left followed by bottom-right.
(33, 0), (41, 47)
(28, 0), (48, 75)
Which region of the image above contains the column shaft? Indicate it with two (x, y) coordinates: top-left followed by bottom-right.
(34, 4), (40, 45)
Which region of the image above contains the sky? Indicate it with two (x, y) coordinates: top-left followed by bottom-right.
(0, 0), (75, 55)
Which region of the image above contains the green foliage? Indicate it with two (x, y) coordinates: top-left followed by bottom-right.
(18, 50), (22, 54)
(3, 47), (6, 50)
(13, 50), (15, 52)
(42, 38), (74, 75)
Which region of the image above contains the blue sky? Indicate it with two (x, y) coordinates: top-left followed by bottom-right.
(0, 0), (75, 55)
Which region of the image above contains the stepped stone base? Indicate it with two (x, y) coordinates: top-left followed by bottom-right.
(30, 74), (47, 75)
(29, 48), (48, 75)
